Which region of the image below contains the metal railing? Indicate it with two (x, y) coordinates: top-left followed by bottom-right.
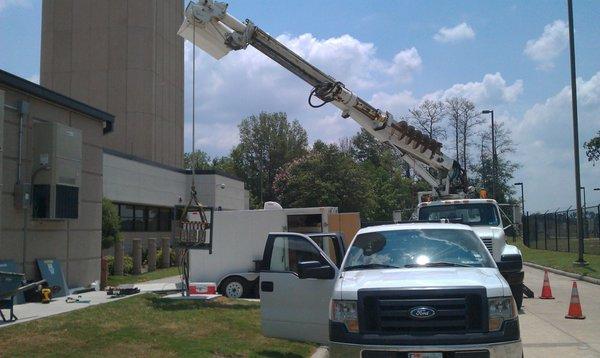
(523, 205), (600, 255)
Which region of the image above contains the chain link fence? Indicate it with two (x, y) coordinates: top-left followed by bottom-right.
(523, 205), (600, 255)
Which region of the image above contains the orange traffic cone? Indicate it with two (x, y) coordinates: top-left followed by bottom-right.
(565, 281), (585, 319)
(539, 270), (555, 299)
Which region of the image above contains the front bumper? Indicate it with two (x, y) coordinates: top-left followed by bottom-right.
(329, 340), (522, 358)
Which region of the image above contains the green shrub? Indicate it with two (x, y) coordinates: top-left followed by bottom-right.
(123, 255), (134, 274)
(102, 198), (121, 250)
(156, 248), (179, 268)
(106, 255), (115, 275)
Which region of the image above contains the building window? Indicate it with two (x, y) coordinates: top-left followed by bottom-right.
(116, 203), (173, 232)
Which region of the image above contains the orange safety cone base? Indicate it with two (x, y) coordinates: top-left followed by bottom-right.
(539, 296), (555, 299)
(565, 314), (586, 319)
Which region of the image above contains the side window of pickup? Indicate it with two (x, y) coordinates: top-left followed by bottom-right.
(269, 235), (324, 274)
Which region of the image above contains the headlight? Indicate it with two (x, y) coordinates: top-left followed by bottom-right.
(330, 300), (358, 333)
(488, 296), (517, 331)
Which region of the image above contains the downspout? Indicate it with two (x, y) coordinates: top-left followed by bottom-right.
(17, 101), (30, 273)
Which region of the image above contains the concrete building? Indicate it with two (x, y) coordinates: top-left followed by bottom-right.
(40, 0), (184, 168)
(0, 69), (112, 287)
(38, 0), (249, 259)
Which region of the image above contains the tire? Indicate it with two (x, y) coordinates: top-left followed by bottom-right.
(511, 284), (524, 310)
(222, 277), (248, 299)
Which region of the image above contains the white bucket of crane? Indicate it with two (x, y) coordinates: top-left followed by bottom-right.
(178, 0), (248, 60)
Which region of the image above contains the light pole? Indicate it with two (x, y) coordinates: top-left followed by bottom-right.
(567, 0), (586, 265)
(482, 109), (497, 200)
(514, 182), (524, 216)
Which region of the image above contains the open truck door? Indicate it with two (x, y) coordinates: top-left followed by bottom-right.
(260, 233), (340, 344)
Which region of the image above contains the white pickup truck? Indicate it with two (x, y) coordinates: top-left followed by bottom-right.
(416, 199), (525, 309)
(259, 223), (522, 357)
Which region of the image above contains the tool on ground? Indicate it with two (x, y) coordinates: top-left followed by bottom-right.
(41, 287), (52, 303)
(565, 281), (585, 319)
(65, 295), (91, 304)
(539, 270), (555, 299)
(106, 285), (140, 298)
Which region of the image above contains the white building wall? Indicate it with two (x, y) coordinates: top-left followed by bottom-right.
(103, 151), (249, 210)
(103, 152), (187, 207)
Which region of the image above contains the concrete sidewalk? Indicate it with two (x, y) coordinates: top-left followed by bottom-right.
(0, 275), (184, 328)
(0, 290), (135, 328)
(520, 265), (600, 357)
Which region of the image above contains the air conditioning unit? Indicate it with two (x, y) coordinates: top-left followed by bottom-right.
(32, 121), (82, 219)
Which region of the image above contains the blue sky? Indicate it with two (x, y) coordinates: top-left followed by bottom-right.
(1, 0), (599, 211)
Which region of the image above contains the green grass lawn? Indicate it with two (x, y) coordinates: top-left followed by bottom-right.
(107, 267), (180, 286)
(516, 240), (600, 279)
(0, 294), (315, 357)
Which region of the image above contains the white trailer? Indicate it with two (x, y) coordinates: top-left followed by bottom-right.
(188, 205), (337, 297)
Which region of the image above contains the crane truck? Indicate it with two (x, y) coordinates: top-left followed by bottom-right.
(179, 0), (524, 340)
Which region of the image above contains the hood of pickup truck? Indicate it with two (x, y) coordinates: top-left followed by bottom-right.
(470, 226), (503, 239)
(335, 267), (509, 300)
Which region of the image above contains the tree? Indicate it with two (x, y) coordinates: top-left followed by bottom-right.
(444, 97), (483, 178)
(273, 141), (375, 216)
(102, 198), (121, 250)
(458, 99), (484, 174)
(584, 131), (600, 164)
(231, 112), (308, 207)
(183, 150), (212, 170)
(409, 100), (447, 141)
(445, 97), (463, 163)
(472, 122), (520, 203)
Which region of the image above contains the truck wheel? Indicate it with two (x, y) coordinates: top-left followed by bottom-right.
(511, 284), (524, 310)
(222, 277), (247, 299)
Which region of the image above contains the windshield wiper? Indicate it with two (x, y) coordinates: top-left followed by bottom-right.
(404, 261), (470, 268)
(344, 263), (400, 271)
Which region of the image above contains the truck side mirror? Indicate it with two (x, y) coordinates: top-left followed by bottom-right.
(503, 224), (516, 237)
(297, 261), (335, 280)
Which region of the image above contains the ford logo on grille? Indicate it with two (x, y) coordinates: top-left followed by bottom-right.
(408, 306), (437, 320)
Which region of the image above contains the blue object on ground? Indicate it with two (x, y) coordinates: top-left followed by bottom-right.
(0, 261), (25, 304)
(36, 259), (68, 298)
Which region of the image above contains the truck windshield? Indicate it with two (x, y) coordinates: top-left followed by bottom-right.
(418, 203), (500, 226)
(343, 229), (494, 270)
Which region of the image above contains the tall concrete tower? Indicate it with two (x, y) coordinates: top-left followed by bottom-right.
(40, 0), (184, 167)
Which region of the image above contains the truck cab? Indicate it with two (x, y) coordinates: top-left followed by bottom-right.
(416, 199), (524, 309)
(259, 223), (522, 357)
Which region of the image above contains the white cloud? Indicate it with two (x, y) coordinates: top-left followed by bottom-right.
(0, 0), (30, 13)
(424, 72), (523, 105)
(185, 122), (240, 152)
(184, 33), (422, 154)
(512, 72), (600, 210)
(433, 23), (476, 43)
(524, 20), (568, 70)
(370, 90), (418, 117)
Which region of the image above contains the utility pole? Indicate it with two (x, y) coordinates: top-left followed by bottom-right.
(567, 0), (586, 265)
(482, 110), (496, 200)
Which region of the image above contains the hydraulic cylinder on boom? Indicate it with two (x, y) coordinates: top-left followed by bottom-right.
(179, 0), (468, 198)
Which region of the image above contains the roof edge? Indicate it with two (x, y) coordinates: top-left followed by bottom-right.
(0, 69), (114, 133)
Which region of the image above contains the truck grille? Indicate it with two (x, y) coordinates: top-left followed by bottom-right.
(358, 288), (486, 335)
(481, 237), (493, 255)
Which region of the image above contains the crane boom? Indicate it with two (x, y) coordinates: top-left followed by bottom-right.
(179, 0), (468, 197)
